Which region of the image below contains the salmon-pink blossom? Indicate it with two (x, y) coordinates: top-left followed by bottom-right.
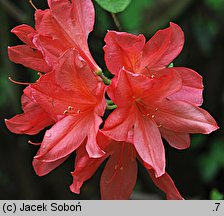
(6, 48), (106, 176)
(104, 22), (204, 106)
(31, 49), (106, 169)
(70, 133), (183, 200)
(8, 0), (99, 73)
(103, 23), (219, 177)
(5, 0), (219, 199)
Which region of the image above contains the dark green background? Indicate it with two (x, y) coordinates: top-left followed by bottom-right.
(0, 0), (223, 199)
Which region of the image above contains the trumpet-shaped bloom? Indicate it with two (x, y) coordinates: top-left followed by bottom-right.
(9, 0), (99, 73)
(30, 49), (106, 176)
(70, 133), (183, 200)
(102, 69), (218, 177)
(103, 22), (218, 177)
(104, 22), (203, 106)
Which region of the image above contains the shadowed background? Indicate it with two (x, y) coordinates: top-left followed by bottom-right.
(0, 0), (223, 199)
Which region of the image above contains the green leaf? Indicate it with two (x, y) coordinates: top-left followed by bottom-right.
(94, 0), (131, 13)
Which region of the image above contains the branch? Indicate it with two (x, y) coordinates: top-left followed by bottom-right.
(111, 13), (122, 31)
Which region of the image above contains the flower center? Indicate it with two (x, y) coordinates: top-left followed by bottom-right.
(63, 106), (81, 115)
(135, 99), (159, 121)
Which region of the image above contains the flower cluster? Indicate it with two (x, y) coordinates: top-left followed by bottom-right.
(5, 0), (218, 199)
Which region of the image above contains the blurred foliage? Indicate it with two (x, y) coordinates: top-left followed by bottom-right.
(199, 140), (224, 182)
(0, 0), (223, 199)
(119, 0), (153, 33)
(0, 70), (8, 107)
(210, 189), (224, 200)
(205, 0), (224, 11)
(193, 17), (219, 55)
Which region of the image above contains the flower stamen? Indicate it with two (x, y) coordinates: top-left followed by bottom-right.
(29, 0), (38, 10)
(28, 140), (41, 145)
(105, 142), (125, 184)
(63, 107), (81, 115)
(9, 77), (32, 85)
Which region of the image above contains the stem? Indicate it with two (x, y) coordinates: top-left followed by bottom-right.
(106, 99), (114, 105)
(96, 69), (111, 85)
(111, 13), (122, 31)
(106, 99), (117, 110)
(106, 104), (117, 110)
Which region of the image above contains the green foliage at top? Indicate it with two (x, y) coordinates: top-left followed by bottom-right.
(95, 0), (131, 13)
(119, 0), (153, 33)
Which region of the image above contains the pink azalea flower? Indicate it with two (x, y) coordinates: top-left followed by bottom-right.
(8, 0), (99, 73)
(5, 0), (219, 199)
(6, 48), (106, 175)
(104, 22), (203, 106)
(30, 49), (106, 175)
(70, 132), (183, 200)
(102, 22), (218, 177)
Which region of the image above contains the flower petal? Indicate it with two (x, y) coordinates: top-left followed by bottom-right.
(107, 68), (181, 108)
(35, 0), (98, 71)
(33, 156), (69, 176)
(104, 31), (145, 75)
(34, 112), (104, 162)
(133, 116), (165, 177)
(31, 50), (106, 119)
(34, 114), (89, 162)
(100, 142), (137, 200)
(106, 70), (137, 107)
(148, 170), (184, 200)
(103, 107), (136, 141)
(33, 34), (65, 68)
(155, 100), (219, 134)
(141, 22), (184, 71)
(70, 145), (108, 194)
(30, 73), (72, 121)
(167, 67), (203, 106)
(139, 68), (182, 102)
(5, 88), (54, 135)
(55, 49), (100, 94)
(160, 128), (190, 150)
(86, 114), (105, 158)
(5, 110), (53, 135)
(11, 24), (36, 48)
(49, 0), (95, 40)
(8, 45), (50, 72)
